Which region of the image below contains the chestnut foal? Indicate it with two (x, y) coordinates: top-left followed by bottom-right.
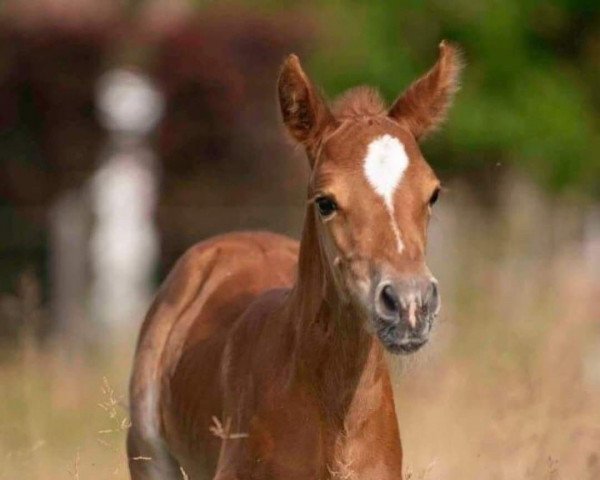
(128, 42), (462, 480)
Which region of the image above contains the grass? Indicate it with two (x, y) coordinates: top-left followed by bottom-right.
(0, 340), (133, 479)
(0, 175), (598, 479)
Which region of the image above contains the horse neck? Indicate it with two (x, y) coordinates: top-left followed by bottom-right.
(286, 209), (385, 423)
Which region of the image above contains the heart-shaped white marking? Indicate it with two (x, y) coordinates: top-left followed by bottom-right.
(363, 135), (409, 252)
(363, 134), (408, 208)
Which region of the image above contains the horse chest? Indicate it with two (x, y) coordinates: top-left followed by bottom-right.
(241, 388), (401, 480)
(328, 377), (403, 479)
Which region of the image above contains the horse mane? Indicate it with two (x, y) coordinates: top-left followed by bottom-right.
(331, 86), (387, 119)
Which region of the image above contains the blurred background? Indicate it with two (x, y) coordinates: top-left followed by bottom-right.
(0, 0), (598, 478)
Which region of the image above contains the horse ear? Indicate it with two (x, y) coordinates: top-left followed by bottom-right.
(389, 41), (463, 140)
(278, 54), (335, 159)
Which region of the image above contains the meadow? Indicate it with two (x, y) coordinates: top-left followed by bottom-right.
(1, 174), (598, 480)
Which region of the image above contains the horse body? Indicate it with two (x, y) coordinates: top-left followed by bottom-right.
(128, 42), (462, 479)
(129, 227), (402, 479)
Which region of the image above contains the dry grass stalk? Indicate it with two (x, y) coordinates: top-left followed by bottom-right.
(68, 450), (81, 480)
(209, 416), (249, 440)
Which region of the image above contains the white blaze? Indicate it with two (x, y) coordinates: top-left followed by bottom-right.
(363, 134), (409, 252)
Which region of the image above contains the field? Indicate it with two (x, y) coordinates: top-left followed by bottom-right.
(1, 175), (598, 479)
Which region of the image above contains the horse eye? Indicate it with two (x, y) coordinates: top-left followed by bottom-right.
(315, 196), (338, 217)
(429, 188), (441, 206)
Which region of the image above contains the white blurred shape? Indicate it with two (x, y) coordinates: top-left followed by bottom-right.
(91, 69), (163, 327)
(96, 69), (164, 135)
(90, 150), (159, 326)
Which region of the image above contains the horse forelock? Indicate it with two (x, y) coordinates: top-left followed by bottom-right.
(331, 86), (387, 119)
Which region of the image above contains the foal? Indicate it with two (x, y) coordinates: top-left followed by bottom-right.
(128, 42), (462, 480)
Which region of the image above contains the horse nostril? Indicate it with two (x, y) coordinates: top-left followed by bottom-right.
(380, 284), (400, 316)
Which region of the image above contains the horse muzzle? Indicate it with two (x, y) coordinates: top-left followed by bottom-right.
(372, 277), (440, 355)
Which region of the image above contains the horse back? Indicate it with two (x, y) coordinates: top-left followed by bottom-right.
(129, 231), (298, 477)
